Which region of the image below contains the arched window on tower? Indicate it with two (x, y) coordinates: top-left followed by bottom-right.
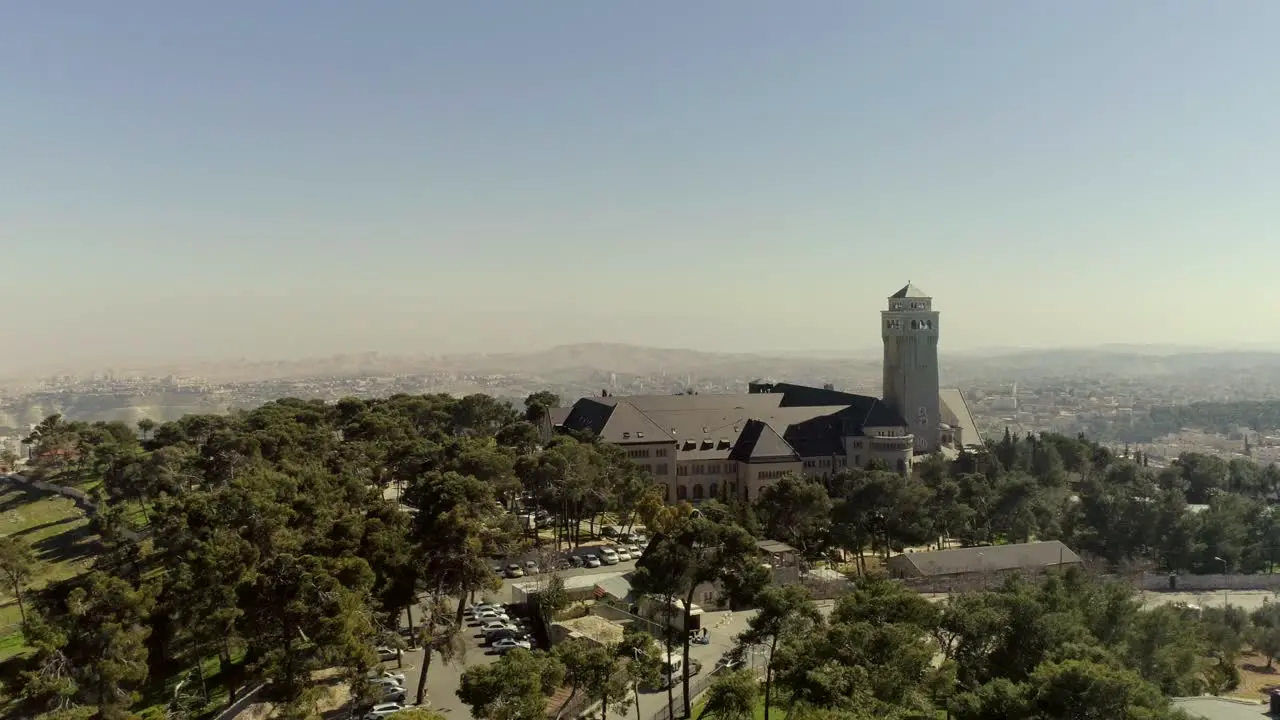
(709, 483), (718, 499)
(677, 485), (688, 501)
(692, 484), (704, 501)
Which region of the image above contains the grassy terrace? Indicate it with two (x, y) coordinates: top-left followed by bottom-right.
(0, 480), (98, 660)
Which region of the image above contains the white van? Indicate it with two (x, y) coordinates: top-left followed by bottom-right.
(600, 547), (620, 565)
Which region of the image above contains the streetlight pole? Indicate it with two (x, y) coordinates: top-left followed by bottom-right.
(1214, 556), (1230, 608)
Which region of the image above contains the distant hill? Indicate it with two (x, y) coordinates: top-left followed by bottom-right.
(6, 342), (1280, 386)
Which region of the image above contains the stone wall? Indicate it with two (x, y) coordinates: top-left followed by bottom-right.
(1138, 572), (1280, 592)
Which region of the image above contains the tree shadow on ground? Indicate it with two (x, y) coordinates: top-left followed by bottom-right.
(8, 516), (80, 540)
(29, 523), (97, 568)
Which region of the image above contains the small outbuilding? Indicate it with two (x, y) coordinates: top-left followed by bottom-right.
(885, 540), (1081, 580)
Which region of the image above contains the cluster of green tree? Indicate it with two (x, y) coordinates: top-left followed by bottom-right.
(4, 389), (1280, 720)
(471, 570), (1238, 720)
(0, 391), (663, 720)
(1149, 400), (1280, 438)
(1087, 399), (1280, 443)
(457, 630), (664, 720)
(737, 430), (1280, 578)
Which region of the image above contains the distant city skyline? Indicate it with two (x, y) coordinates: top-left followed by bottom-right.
(4, 2), (1278, 371)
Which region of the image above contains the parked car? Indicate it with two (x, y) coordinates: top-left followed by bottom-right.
(523, 560), (539, 574)
(584, 554), (601, 568)
(376, 684), (407, 703)
(615, 549), (632, 562)
(468, 603), (497, 616)
(482, 620), (515, 634)
(600, 548), (620, 565)
(376, 646), (399, 662)
(569, 554), (585, 568)
(367, 669), (407, 686)
(364, 702), (404, 719)
(505, 564), (525, 578)
(476, 610), (511, 623)
(493, 637), (533, 653)
(625, 544), (641, 556)
(487, 628), (526, 644)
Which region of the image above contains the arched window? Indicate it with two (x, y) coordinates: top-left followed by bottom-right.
(708, 483), (718, 499)
(677, 485), (688, 501)
(897, 458), (907, 474)
(662, 483), (670, 501)
(692, 484), (704, 500)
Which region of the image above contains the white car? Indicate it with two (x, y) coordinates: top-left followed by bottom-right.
(375, 684), (407, 703)
(626, 544), (642, 556)
(584, 554), (601, 568)
(476, 610), (511, 624)
(505, 564), (525, 578)
(364, 702), (404, 719)
(468, 603), (497, 616)
(600, 548), (620, 565)
(615, 549), (632, 562)
(493, 637), (532, 653)
(376, 646), (400, 661)
(481, 620), (514, 633)
(368, 670), (406, 686)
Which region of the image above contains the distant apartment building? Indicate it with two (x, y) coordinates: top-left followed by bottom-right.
(545, 284), (983, 504)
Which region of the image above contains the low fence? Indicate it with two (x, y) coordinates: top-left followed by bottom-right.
(643, 663), (737, 720)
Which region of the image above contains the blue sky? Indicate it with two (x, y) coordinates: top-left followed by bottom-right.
(2, 2), (1277, 369)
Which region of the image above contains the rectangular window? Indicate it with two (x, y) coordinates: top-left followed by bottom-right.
(656, 463), (669, 475)
(677, 465), (688, 477)
(655, 448), (668, 457)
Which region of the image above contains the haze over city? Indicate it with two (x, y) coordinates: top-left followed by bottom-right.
(4, 1), (1278, 374)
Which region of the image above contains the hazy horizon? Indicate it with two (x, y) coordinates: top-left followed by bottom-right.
(8, 340), (1280, 381)
(5, 2), (1278, 372)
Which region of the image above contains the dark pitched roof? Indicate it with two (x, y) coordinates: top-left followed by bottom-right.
(553, 383), (911, 462)
(773, 383), (907, 431)
(889, 282), (929, 299)
(891, 541), (1080, 577)
(730, 420), (800, 462)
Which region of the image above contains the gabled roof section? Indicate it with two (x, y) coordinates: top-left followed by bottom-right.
(558, 398), (671, 443)
(558, 398), (617, 437)
(939, 389), (983, 446)
(890, 282), (929, 299)
(772, 382), (862, 408)
(771, 382), (907, 433)
(730, 420), (800, 462)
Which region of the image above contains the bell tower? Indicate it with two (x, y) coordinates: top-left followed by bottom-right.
(882, 282), (941, 453)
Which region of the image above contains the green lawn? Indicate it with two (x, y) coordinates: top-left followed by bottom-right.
(0, 481), (99, 659)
